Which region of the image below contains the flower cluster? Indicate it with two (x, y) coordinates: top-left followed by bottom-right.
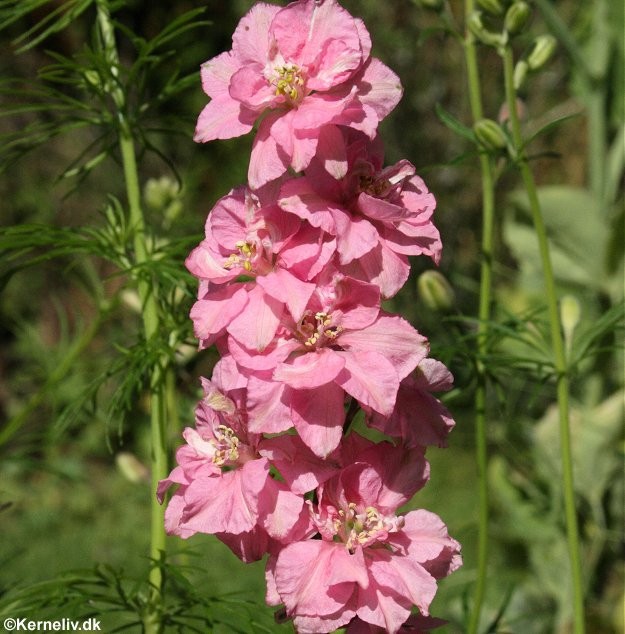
(160, 2), (461, 632)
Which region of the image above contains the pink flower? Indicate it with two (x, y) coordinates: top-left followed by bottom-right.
(194, 0), (402, 188)
(279, 126), (442, 297)
(186, 185), (335, 351)
(157, 375), (308, 558)
(346, 614), (448, 633)
(266, 446), (461, 633)
(366, 357), (456, 448)
(229, 272), (429, 457)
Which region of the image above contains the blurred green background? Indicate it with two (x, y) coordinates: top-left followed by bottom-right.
(0, 0), (623, 632)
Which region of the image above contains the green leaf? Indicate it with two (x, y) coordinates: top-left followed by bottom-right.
(435, 103), (476, 142)
(522, 112), (582, 150)
(505, 186), (612, 292)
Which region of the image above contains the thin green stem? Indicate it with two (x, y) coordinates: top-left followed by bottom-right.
(463, 2), (496, 631)
(502, 45), (586, 634)
(96, 2), (167, 632)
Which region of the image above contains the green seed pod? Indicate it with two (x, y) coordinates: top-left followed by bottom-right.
(504, 1), (531, 35)
(468, 11), (508, 48)
(513, 59), (529, 90)
(476, 0), (505, 16)
(474, 118), (508, 151)
(527, 34), (557, 70)
(560, 294), (581, 353)
(418, 270), (455, 312)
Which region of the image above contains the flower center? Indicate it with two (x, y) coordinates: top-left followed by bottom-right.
(359, 173), (393, 199)
(210, 425), (240, 467)
(334, 503), (404, 551)
(223, 240), (257, 273)
(272, 64), (306, 105)
(297, 311), (342, 348)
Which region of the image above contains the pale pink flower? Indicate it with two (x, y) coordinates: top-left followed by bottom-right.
(194, 0), (402, 188)
(157, 375), (308, 557)
(366, 357), (456, 448)
(186, 185), (335, 352)
(266, 447), (461, 633)
(279, 126), (442, 297)
(229, 272), (429, 457)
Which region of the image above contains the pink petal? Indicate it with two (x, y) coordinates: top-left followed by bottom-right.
(279, 176), (337, 232)
(200, 51), (236, 98)
(189, 285), (249, 347)
(290, 382), (346, 458)
(355, 583), (412, 634)
(416, 358), (454, 391)
(353, 57), (403, 131)
(249, 113), (290, 189)
(227, 285), (284, 351)
(354, 443), (429, 511)
(367, 374), (455, 448)
(389, 510), (462, 570)
(271, 0), (363, 88)
(292, 89), (357, 131)
(211, 355), (248, 391)
(278, 225), (337, 281)
(274, 348), (346, 389)
(363, 549), (437, 617)
(185, 241), (234, 282)
(256, 269), (316, 322)
(291, 129), (320, 173)
(217, 526), (270, 563)
(335, 350), (400, 416)
(229, 65), (275, 109)
(194, 95), (256, 142)
(259, 479), (306, 542)
(229, 335), (299, 372)
(341, 241), (410, 299)
(330, 278), (380, 331)
(274, 540), (366, 616)
(231, 3), (279, 64)
(259, 434), (341, 494)
(163, 491), (196, 539)
(331, 209), (379, 264)
(182, 459), (270, 535)
(382, 222), (442, 260)
(339, 315), (429, 380)
(357, 193), (408, 224)
(246, 377), (293, 434)
(315, 124), (349, 179)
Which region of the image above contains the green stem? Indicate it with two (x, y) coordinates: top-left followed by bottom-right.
(502, 45), (585, 634)
(463, 3), (496, 631)
(96, 2), (167, 632)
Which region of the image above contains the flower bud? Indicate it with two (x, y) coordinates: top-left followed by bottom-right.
(560, 294), (581, 354)
(527, 34), (557, 71)
(144, 176), (179, 211)
(504, 1), (531, 35)
(473, 118), (508, 152)
(116, 452), (150, 484)
(418, 270), (455, 312)
(476, 0), (505, 16)
(468, 11), (508, 48)
(513, 59), (529, 90)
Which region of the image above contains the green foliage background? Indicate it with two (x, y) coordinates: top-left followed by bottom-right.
(0, 0), (622, 632)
